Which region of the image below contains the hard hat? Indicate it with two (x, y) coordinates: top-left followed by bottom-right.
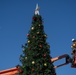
(72, 38), (76, 42)
(72, 38), (75, 42)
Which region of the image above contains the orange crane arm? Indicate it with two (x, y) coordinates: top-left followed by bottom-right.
(51, 54), (69, 62)
(51, 54), (71, 68)
(0, 67), (19, 75)
(54, 62), (69, 68)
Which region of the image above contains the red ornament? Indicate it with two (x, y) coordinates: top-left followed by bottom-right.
(39, 45), (42, 48)
(44, 54), (46, 57)
(32, 68), (35, 72)
(19, 69), (23, 73)
(28, 47), (31, 50)
(27, 34), (30, 36)
(33, 17), (36, 21)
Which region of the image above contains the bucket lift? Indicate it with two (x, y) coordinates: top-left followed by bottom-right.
(51, 54), (76, 68)
(51, 39), (76, 68)
(51, 54), (71, 68)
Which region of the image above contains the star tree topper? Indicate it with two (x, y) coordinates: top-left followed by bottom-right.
(35, 4), (40, 15)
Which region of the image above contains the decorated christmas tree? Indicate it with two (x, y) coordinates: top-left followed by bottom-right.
(19, 4), (56, 75)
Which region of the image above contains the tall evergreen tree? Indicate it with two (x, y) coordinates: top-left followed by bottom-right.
(19, 4), (56, 75)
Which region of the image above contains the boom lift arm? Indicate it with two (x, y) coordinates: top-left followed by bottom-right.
(51, 54), (71, 68)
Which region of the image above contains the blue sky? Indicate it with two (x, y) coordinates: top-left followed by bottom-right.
(0, 0), (76, 75)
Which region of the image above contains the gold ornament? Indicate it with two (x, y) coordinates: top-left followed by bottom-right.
(32, 61), (35, 64)
(38, 24), (41, 26)
(32, 36), (35, 38)
(44, 35), (47, 37)
(44, 63), (47, 66)
(37, 32), (40, 34)
(28, 40), (30, 43)
(31, 27), (34, 30)
(71, 46), (73, 48)
(25, 57), (27, 60)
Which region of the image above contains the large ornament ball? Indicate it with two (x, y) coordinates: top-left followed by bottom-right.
(37, 32), (40, 34)
(22, 48), (25, 52)
(40, 45), (42, 48)
(32, 61), (35, 64)
(44, 35), (47, 38)
(19, 70), (23, 73)
(28, 40), (30, 43)
(71, 46), (73, 48)
(44, 54), (46, 57)
(38, 24), (41, 27)
(27, 34), (30, 36)
(31, 27), (34, 30)
(25, 57), (27, 60)
(33, 17), (36, 21)
(44, 63), (47, 66)
(32, 68), (35, 72)
(32, 36), (35, 38)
